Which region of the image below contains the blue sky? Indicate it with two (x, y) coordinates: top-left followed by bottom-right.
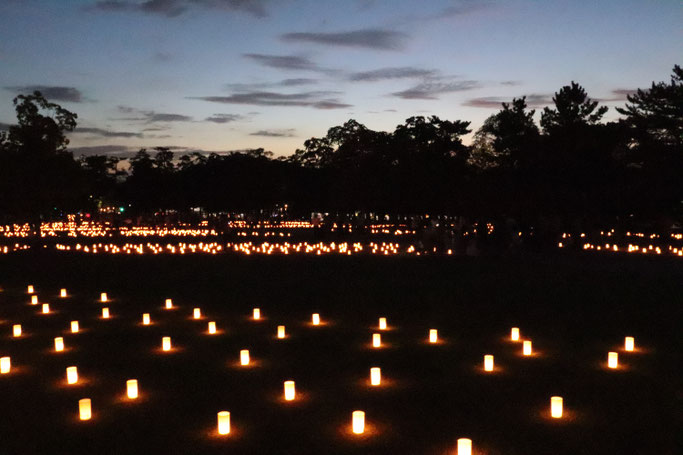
(0, 0), (680, 157)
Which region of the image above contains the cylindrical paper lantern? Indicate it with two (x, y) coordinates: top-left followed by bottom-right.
(162, 336), (171, 351)
(12, 324), (21, 337)
(193, 308), (201, 319)
(54, 337), (64, 352)
(379, 317), (387, 330)
(42, 303), (50, 314)
(217, 411), (230, 435)
(60, 288), (67, 298)
(240, 349), (250, 366)
(66, 366), (78, 384)
(100, 292), (107, 302)
(429, 329), (438, 343)
(253, 308), (260, 320)
(79, 398), (91, 420)
(372, 333), (381, 348)
(0, 357), (10, 374)
(511, 327), (520, 341)
(127, 379), (138, 399)
(71, 321), (79, 333)
(277, 325), (285, 339)
(370, 367), (381, 386)
(284, 380), (295, 401)
(312, 313), (320, 325)
(457, 438), (472, 455)
(551, 396), (563, 418)
(352, 410), (365, 434)
(484, 355), (494, 371)
(142, 313), (150, 325)
(523, 340), (532, 356)
(608, 351), (618, 369)
(624, 337), (634, 352)
(208, 321), (216, 334)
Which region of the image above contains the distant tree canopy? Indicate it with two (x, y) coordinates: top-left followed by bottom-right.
(0, 65), (681, 225)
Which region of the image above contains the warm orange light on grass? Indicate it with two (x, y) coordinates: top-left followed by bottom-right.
(284, 380), (296, 401)
(253, 308), (260, 320)
(208, 321), (216, 334)
(277, 325), (285, 338)
(100, 292), (107, 303)
(165, 298), (173, 309)
(66, 366), (78, 384)
(378, 317), (387, 330)
(625, 337), (634, 352)
(79, 398), (91, 420)
(102, 307), (110, 319)
(12, 324), (21, 337)
(193, 308), (201, 319)
(370, 367), (381, 386)
(54, 337), (64, 352)
(484, 355), (494, 371)
(71, 321), (79, 333)
(352, 410), (365, 434)
(608, 352), (618, 369)
(551, 396), (563, 418)
(511, 327), (520, 341)
(240, 349), (250, 366)
(312, 313), (320, 325)
(372, 333), (381, 348)
(217, 411), (230, 435)
(60, 288), (67, 298)
(429, 329), (438, 343)
(457, 438), (472, 455)
(142, 313), (150, 325)
(523, 340), (532, 356)
(31, 295), (38, 305)
(0, 357), (10, 374)
(126, 379), (138, 399)
(162, 337), (171, 351)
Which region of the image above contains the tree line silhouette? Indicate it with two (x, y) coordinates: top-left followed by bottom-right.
(0, 65), (681, 226)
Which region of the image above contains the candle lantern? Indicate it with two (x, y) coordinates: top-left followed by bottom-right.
(54, 337), (64, 352)
(71, 321), (79, 333)
(523, 340), (532, 356)
(372, 333), (381, 348)
(312, 313), (320, 325)
(240, 349), (250, 366)
(253, 308), (260, 320)
(12, 324), (21, 337)
(370, 367), (381, 386)
(457, 438), (472, 455)
(484, 355), (494, 371)
(0, 357), (10, 374)
(277, 325), (285, 339)
(352, 410), (365, 434)
(66, 366), (78, 384)
(42, 303), (50, 314)
(165, 298), (173, 309)
(379, 317), (387, 330)
(624, 337), (634, 352)
(79, 398), (91, 420)
(127, 379), (138, 399)
(31, 295), (38, 305)
(208, 321), (216, 334)
(162, 336), (171, 351)
(608, 352), (618, 369)
(193, 308), (201, 319)
(60, 288), (67, 298)
(217, 411), (230, 435)
(102, 307), (110, 319)
(429, 329), (438, 343)
(100, 292), (107, 302)
(511, 327), (520, 341)
(27, 285), (34, 294)
(142, 313), (150, 325)
(551, 396), (563, 418)
(284, 380), (296, 401)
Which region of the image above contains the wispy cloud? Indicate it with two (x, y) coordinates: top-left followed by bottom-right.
(225, 78), (318, 91)
(71, 126), (143, 138)
(281, 28), (408, 51)
(349, 66), (437, 82)
(115, 106), (193, 122)
(190, 91), (351, 109)
(250, 128), (296, 137)
(88, 0), (270, 18)
(391, 79), (480, 100)
(5, 85), (84, 102)
(463, 94), (552, 108)
(243, 54), (325, 72)
(597, 88), (636, 102)
(205, 113), (245, 123)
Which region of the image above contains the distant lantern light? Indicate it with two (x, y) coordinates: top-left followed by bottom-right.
(102, 307), (110, 319)
(193, 308), (201, 319)
(0, 356), (10, 374)
(352, 410), (365, 434)
(54, 337), (64, 352)
(27, 285), (34, 294)
(126, 379), (138, 399)
(551, 396), (563, 418)
(165, 299), (173, 309)
(217, 411), (231, 435)
(100, 293), (107, 303)
(71, 321), (79, 333)
(312, 313), (320, 325)
(429, 329), (438, 343)
(277, 325), (285, 339)
(372, 333), (381, 348)
(457, 438), (472, 455)
(253, 308), (260, 320)
(379, 317), (387, 330)
(608, 351), (618, 369)
(79, 398), (91, 420)
(484, 355), (494, 371)
(31, 295), (38, 305)
(523, 340), (532, 356)
(142, 313), (151, 325)
(240, 349), (250, 366)
(284, 380), (296, 401)
(625, 337), (635, 352)
(208, 321), (216, 334)
(162, 336), (171, 351)
(370, 367), (381, 386)
(12, 324), (21, 337)
(60, 288), (67, 298)
(66, 366), (78, 384)
(511, 327), (520, 341)
(42, 303), (50, 314)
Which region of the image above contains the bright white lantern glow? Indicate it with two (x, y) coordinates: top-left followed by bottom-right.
(511, 327), (520, 341)
(484, 355), (494, 371)
(193, 308), (201, 319)
(372, 333), (381, 348)
(217, 411), (230, 435)
(240, 349), (250, 366)
(253, 308), (260, 320)
(165, 298), (173, 309)
(100, 292), (107, 302)
(60, 288), (67, 298)
(378, 317), (387, 330)
(608, 351), (618, 369)
(79, 398), (91, 420)
(102, 307), (110, 319)
(162, 336), (171, 351)
(0, 357), (10, 374)
(277, 325), (285, 339)
(625, 337), (634, 352)
(208, 321), (216, 334)
(523, 340), (532, 356)
(71, 321), (79, 333)
(66, 366), (78, 384)
(551, 396), (563, 418)
(127, 379), (138, 399)
(27, 285), (34, 294)
(457, 438), (472, 455)
(352, 410), (365, 434)
(42, 303), (50, 314)
(429, 329), (438, 343)
(54, 337), (64, 352)
(31, 295), (38, 305)
(12, 324), (21, 337)
(284, 380), (296, 401)
(142, 313), (151, 325)
(312, 313), (320, 325)
(370, 367), (381, 386)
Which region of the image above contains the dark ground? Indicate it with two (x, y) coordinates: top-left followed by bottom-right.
(0, 250), (680, 455)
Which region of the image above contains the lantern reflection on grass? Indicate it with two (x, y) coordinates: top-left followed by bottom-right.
(217, 411), (230, 435)
(79, 398), (91, 420)
(352, 410), (365, 434)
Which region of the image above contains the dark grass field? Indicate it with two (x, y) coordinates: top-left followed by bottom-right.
(0, 250), (680, 454)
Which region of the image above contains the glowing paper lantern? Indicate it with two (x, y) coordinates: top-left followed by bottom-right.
(352, 410), (365, 434)
(240, 349), (250, 366)
(523, 340), (532, 356)
(253, 308), (260, 320)
(208, 321), (216, 334)
(162, 336), (171, 351)
(54, 337), (64, 352)
(608, 351), (618, 369)
(277, 325), (285, 339)
(217, 411), (230, 435)
(79, 398), (91, 420)
(372, 333), (381, 348)
(511, 327), (520, 341)
(457, 438), (472, 455)
(551, 396), (563, 418)
(66, 366), (78, 384)
(312, 313), (320, 325)
(193, 308), (201, 319)
(60, 288), (67, 298)
(284, 380), (296, 401)
(42, 303), (50, 314)
(27, 285), (34, 294)
(102, 307), (110, 319)
(379, 317), (387, 330)
(127, 379), (138, 399)
(484, 355), (494, 372)
(31, 295), (38, 305)
(370, 367), (381, 386)
(100, 293), (107, 303)
(12, 324), (21, 337)
(142, 313), (150, 325)
(429, 329), (438, 343)
(0, 357), (10, 374)
(165, 299), (173, 309)
(71, 321), (79, 333)
(624, 337), (634, 352)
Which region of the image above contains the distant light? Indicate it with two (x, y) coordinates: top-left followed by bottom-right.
(127, 379), (138, 399)
(100, 292), (108, 303)
(372, 333), (381, 348)
(79, 398), (91, 420)
(0, 357), (10, 374)
(511, 327), (520, 341)
(277, 325), (285, 339)
(31, 295), (38, 305)
(551, 396), (563, 418)
(12, 324), (21, 337)
(142, 313), (150, 325)
(378, 317), (387, 330)
(217, 411), (230, 435)
(165, 299), (173, 309)
(608, 352), (618, 369)
(253, 308), (260, 320)
(208, 321), (216, 334)
(42, 303), (50, 314)
(54, 337), (64, 352)
(71, 321), (79, 333)
(429, 329), (438, 343)
(102, 307), (110, 319)
(66, 366), (78, 384)
(352, 410), (365, 434)
(193, 308), (201, 319)
(484, 355), (494, 372)
(312, 313), (320, 325)
(240, 349), (250, 366)
(625, 337), (634, 352)
(370, 367), (381, 386)
(60, 288), (67, 298)
(457, 438), (472, 455)
(162, 336), (171, 351)
(284, 380), (296, 401)
(523, 340), (532, 356)
(27, 285), (34, 294)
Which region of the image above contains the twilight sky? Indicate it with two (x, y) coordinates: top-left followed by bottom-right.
(0, 0), (680, 158)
